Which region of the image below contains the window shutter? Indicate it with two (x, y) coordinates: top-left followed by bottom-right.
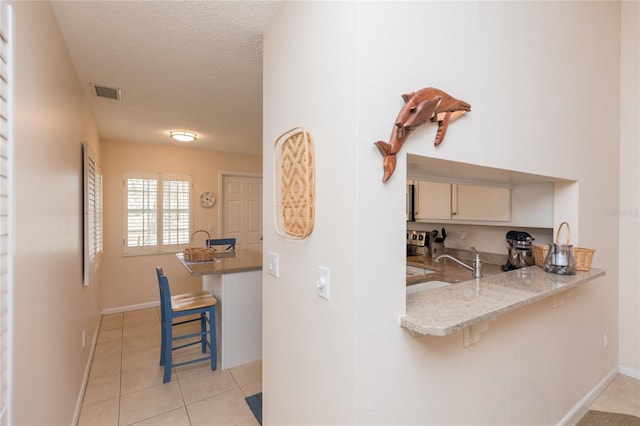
(162, 176), (191, 250)
(96, 171), (103, 257)
(123, 172), (191, 255)
(123, 172), (159, 254)
(83, 143), (102, 284)
(0, 2), (12, 423)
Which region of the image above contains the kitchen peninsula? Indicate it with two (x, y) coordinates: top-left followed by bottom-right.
(177, 249), (262, 369)
(402, 265), (605, 347)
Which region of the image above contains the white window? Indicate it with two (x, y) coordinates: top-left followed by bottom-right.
(123, 172), (192, 255)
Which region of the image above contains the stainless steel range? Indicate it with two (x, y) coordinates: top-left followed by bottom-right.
(407, 230), (428, 256)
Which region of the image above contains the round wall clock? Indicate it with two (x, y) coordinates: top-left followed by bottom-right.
(199, 191), (216, 208)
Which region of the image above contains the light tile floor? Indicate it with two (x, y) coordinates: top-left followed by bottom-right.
(79, 307), (638, 425)
(78, 307), (261, 426)
(588, 373), (640, 418)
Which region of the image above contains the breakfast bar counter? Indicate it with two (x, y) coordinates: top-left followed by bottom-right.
(177, 249), (263, 369)
(402, 266), (605, 345)
(176, 249), (262, 275)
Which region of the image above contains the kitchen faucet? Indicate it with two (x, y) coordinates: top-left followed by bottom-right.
(435, 247), (483, 279)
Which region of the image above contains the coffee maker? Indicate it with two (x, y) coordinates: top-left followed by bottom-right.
(501, 230), (535, 271)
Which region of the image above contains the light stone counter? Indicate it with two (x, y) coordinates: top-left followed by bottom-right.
(177, 249), (262, 276)
(402, 266), (605, 341)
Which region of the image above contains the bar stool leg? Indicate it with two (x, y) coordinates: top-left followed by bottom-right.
(163, 320), (173, 383)
(200, 313), (207, 353)
(210, 306), (217, 371)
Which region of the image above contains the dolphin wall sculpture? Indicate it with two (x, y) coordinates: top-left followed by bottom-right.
(374, 87), (471, 182)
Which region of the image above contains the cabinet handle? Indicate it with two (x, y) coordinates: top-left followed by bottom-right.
(452, 212), (457, 215)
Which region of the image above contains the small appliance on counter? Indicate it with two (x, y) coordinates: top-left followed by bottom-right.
(501, 230), (535, 271)
(407, 230), (428, 256)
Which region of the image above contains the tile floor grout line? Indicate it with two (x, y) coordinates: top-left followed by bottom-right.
(174, 362), (194, 426)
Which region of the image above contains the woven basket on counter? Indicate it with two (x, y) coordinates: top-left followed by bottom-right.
(534, 222), (595, 271)
(183, 230), (215, 262)
(533, 244), (549, 268)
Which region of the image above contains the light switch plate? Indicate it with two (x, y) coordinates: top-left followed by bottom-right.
(267, 252), (279, 277)
(317, 266), (330, 299)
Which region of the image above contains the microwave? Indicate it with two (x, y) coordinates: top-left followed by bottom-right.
(406, 183), (415, 222)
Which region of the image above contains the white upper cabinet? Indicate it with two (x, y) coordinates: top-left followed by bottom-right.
(452, 184), (511, 221)
(414, 181), (451, 220)
(413, 181), (512, 223)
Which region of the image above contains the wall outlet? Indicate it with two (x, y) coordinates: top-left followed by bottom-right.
(460, 230), (466, 241)
(603, 332), (608, 349)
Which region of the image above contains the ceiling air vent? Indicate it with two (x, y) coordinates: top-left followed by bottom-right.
(91, 83), (121, 101)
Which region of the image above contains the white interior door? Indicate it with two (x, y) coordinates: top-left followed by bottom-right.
(221, 174), (262, 251)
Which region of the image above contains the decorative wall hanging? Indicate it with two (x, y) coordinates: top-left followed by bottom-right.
(199, 191), (216, 208)
(374, 87), (471, 182)
(273, 127), (315, 239)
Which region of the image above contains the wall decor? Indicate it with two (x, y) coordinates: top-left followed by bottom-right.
(199, 191), (216, 208)
(273, 127), (315, 239)
(375, 87), (471, 182)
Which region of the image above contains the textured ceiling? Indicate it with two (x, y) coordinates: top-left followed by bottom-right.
(51, 1), (283, 156)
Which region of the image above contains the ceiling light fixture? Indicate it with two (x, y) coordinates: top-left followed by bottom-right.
(170, 131), (197, 142)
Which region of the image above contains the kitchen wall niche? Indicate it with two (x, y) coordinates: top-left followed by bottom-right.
(406, 154), (571, 229)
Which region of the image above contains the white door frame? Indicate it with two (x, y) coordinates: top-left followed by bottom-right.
(217, 170), (263, 241)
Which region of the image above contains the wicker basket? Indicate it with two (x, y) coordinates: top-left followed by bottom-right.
(534, 222), (595, 271)
(533, 244), (549, 268)
(574, 247), (595, 271)
(183, 230), (215, 262)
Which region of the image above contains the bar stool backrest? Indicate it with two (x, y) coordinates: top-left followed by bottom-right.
(206, 238), (236, 251)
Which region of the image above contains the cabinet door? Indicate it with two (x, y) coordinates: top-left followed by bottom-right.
(415, 181), (451, 220)
(453, 184), (511, 221)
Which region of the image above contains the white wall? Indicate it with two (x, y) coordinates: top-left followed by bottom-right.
(10, 1), (102, 424)
(263, 2), (359, 424)
(264, 2), (622, 425)
(619, 0), (640, 377)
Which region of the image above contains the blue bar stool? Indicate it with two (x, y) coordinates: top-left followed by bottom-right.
(156, 267), (217, 383)
(155, 267), (209, 366)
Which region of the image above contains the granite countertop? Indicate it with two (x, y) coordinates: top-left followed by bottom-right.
(177, 249), (262, 276)
(401, 265), (605, 337)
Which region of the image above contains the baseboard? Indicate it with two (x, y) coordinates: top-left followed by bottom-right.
(558, 366), (619, 426)
(619, 365), (640, 380)
(71, 314), (102, 426)
(102, 300), (159, 315)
